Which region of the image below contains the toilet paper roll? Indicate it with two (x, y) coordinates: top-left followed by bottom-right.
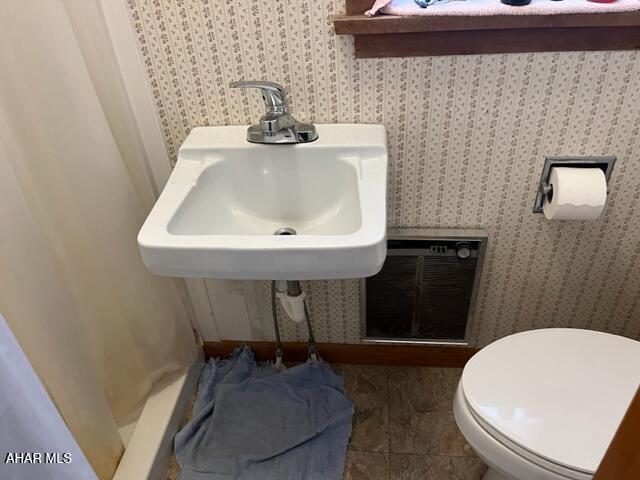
(543, 167), (607, 220)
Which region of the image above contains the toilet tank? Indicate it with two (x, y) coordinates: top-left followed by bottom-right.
(361, 228), (487, 345)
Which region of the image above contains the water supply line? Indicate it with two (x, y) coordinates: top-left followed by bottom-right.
(303, 301), (318, 361)
(270, 281), (285, 370)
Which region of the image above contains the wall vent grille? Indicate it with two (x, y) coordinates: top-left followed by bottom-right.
(361, 228), (487, 345)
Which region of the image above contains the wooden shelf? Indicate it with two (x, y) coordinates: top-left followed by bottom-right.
(334, 2), (640, 57)
(335, 11), (640, 34)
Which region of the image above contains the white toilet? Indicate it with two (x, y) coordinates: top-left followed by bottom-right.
(453, 328), (640, 480)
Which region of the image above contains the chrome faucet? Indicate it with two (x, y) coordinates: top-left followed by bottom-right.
(230, 81), (318, 144)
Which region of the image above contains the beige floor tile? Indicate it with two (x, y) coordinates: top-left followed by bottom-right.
(388, 367), (462, 414)
(334, 363), (390, 452)
(343, 451), (389, 480)
(389, 454), (487, 480)
(390, 410), (475, 456)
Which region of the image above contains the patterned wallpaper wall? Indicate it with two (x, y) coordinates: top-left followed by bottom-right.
(125, 0), (640, 346)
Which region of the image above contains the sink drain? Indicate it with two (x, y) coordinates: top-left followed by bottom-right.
(274, 227), (297, 236)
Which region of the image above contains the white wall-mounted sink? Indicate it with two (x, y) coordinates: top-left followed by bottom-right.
(138, 124), (387, 280)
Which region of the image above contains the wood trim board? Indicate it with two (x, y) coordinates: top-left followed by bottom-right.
(203, 341), (480, 367)
(347, 0), (377, 15)
(594, 387), (640, 480)
(351, 27), (640, 57)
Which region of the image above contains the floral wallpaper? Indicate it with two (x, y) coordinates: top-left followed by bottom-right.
(126, 0), (640, 346)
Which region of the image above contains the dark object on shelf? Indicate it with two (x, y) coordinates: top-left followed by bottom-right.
(415, 0), (456, 6)
(501, 0), (532, 5)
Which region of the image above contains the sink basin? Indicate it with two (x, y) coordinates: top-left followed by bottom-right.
(138, 124), (387, 280)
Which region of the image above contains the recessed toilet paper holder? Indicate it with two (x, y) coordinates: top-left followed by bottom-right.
(533, 156), (616, 213)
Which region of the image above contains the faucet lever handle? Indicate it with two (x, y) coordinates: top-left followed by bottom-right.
(229, 80), (288, 114)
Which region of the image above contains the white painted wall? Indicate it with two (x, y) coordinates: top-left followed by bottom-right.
(203, 280), (272, 341)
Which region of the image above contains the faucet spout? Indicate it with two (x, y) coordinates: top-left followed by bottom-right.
(229, 80), (288, 115)
(230, 80), (318, 144)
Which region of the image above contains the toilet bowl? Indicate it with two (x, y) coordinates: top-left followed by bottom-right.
(453, 329), (640, 480)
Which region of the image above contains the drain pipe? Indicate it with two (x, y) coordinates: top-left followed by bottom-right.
(275, 280), (317, 362)
(272, 227), (318, 363)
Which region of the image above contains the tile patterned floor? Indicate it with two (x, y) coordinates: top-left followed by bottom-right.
(337, 365), (486, 480)
(166, 365), (487, 480)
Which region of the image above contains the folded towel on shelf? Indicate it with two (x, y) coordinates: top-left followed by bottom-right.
(365, 0), (640, 17)
(174, 347), (353, 480)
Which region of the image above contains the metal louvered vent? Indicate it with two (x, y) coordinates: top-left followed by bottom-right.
(361, 228), (487, 345)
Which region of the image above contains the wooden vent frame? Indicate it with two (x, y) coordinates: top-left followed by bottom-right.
(334, 0), (640, 57)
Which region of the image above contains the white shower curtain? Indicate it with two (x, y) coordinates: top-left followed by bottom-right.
(0, 313), (97, 480)
(0, 1), (197, 479)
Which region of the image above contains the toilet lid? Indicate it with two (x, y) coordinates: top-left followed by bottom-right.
(462, 328), (640, 475)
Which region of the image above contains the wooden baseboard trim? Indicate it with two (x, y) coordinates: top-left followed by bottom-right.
(203, 341), (479, 367)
